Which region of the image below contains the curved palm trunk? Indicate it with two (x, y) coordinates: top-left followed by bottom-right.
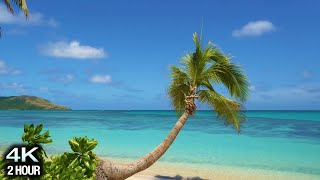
(100, 111), (191, 180)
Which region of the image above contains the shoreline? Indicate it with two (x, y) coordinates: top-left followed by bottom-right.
(1, 150), (320, 180)
(102, 157), (320, 180)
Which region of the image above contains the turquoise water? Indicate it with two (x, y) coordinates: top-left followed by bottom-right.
(0, 110), (319, 175)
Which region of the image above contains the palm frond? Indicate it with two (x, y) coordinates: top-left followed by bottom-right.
(193, 33), (201, 52)
(198, 90), (245, 132)
(12, 0), (28, 17)
(168, 82), (189, 117)
(205, 62), (249, 102)
(190, 33), (210, 85)
(181, 53), (195, 81)
(202, 41), (216, 61)
(169, 65), (189, 84)
(210, 48), (231, 64)
(4, 0), (14, 14)
(168, 65), (190, 116)
(198, 78), (214, 91)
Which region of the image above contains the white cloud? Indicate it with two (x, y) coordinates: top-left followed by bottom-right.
(47, 18), (58, 27)
(90, 75), (112, 84)
(39, 87), (49, 91)
(0, 60), (21, 75)
(303, 70), (312, 79)
(6, 28), (27, 35)
(65, 74), (74, 81)
(42, 41), (106, 60)
(249, 85), (320, 105)
(232, 20), (276, 37)
(0, 5), (57, 27)
(52, 73), (75, 83)
(249, 85), (256, 91)
(0, 82), (26, 93)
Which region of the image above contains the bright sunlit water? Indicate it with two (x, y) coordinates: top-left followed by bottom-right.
(0, 110), (319, 175)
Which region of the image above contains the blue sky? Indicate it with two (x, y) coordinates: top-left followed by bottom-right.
(0, 0), (319, 110)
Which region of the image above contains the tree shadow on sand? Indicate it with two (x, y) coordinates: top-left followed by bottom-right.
(154, 175), (207, 180)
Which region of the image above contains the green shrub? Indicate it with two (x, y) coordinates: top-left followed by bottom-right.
(0, 158), (6, 180)
(43, 137), (98, 180)
(0, 124), (98, 180)
(22, 124), (53, 164)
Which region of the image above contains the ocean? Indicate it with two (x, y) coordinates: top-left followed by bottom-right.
(0, 110), (319, 176)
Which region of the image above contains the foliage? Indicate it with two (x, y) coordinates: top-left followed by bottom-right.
(168, 33), (249, 132)
(1, 0), (29, 38)
(43, 137), (98, 180)
(0, 124), (98, 180)
(22, 124), (53, 163)
(2, 0), (28, 17)
(0, 157), (6, 180)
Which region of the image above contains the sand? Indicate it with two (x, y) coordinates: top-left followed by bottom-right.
(100, 158), (320, 180)
(1, 151), (319, 180)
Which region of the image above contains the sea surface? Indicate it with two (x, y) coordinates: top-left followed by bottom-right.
(0, 110), (319, 176)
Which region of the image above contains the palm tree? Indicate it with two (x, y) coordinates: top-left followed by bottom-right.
(99, 32), (249, 179)
(2, 0), (28, 17)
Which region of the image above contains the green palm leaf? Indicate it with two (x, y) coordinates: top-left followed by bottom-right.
(12, 0), (28, 16)
(204, 62), (249, 102)
(168, 32), (249, 132)
(168, 65), (190, 116)
(2, 0), (28, 17)
(3, 0), (14, 14)
(198, 90), (245, 132)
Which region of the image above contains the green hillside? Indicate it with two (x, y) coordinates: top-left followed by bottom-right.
(0, 96), (70, 110)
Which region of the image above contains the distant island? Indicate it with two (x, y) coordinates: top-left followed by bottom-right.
(0, 96), (70, 110)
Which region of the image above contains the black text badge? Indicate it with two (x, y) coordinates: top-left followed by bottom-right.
(4, 145), (42, 177)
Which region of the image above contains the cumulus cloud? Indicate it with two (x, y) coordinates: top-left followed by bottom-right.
(0, 82), (26, 93)
(0, 60), (21, 75)
(65, 74), (75, 81)
(249, 85), (256, 91)
(42, 41), (106, 60)
(90, 75), (112, 84)
(232, 20), (276, 37)
(303, 70), (313, 79)
(5, 28), (27, 36)
(249, 84), (320, 105)
(53, 73), (75, 83)
(0, 4), (58, 27)
(39, 87), (49, 91)
(40, 68), (76, 84)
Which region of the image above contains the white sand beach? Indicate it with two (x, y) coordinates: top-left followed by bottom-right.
(104, 158), (320, 180)
(2, 149), (320, 180)
(1, 149), (320, 180)
(129, 166), (320, 180)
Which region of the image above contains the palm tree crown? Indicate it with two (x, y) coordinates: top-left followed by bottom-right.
(168, 33), (249, 132)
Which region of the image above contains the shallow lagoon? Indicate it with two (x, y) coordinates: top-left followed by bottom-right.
(0, 110), (319, 176)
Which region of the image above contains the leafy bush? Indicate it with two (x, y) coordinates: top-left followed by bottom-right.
(43, 137), (98, 180)
(22, 124), (53, 164)
(0, 158), (6, 180)
(0, 124), (99, 180)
